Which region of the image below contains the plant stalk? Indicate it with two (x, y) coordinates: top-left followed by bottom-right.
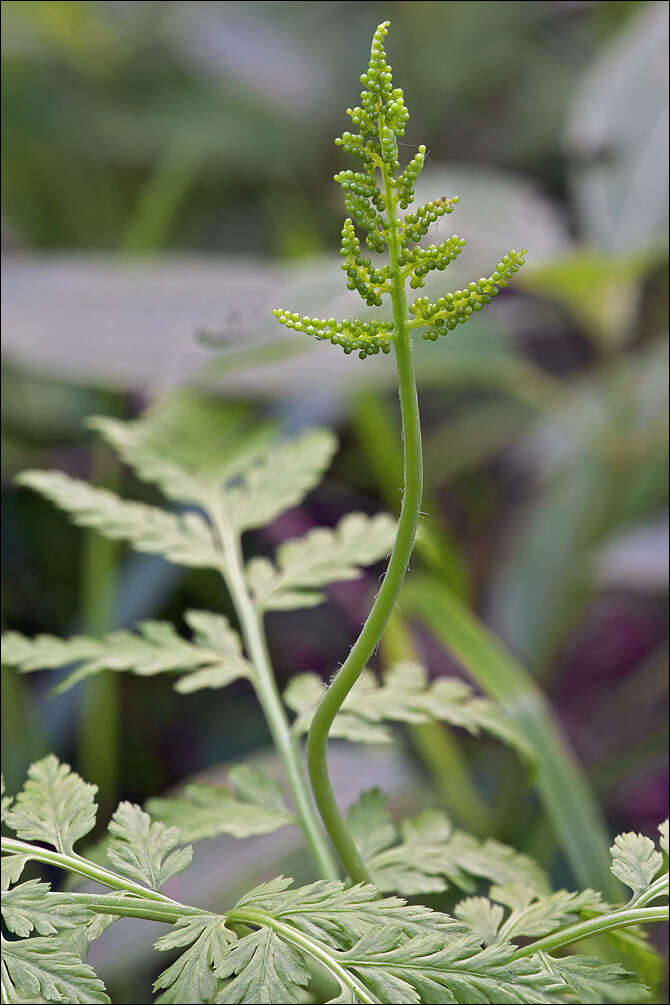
(513, 905), (669, 958)
(306, 160), (423, 884)
(208, 497), (339, 882)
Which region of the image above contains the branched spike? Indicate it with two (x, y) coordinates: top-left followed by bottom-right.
(408, 250), (527, 340)
(272, 308), (393, 358)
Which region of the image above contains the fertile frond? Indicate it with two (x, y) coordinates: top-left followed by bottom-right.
(16, 470), (218, 568)
(1, 880), (91, 938)
(106, 802), (193, 891)
(154, 916), (236, 1004)
(4, 755), (97, 854)
(272, 309), (394, 358)
(247, 512), (396, 611)
(1, 611), (251, 696)
(146, 768), (294, 843)
(610, 829), (667, 899)
(399, 198), (460, 246)
(455, 884), (603, 945)
(0, 935), (109, 1004)
(345, 789), (548, 897)
(408, 249), (527, 340)
(285, 662), (532, 757)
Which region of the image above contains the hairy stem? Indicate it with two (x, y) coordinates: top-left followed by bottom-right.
(513, 905), (670, 958)
(208, 497), (339, 882)
(306, 160), (423, 884)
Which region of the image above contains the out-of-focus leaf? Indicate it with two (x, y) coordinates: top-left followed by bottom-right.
(565, 3), (669, 254)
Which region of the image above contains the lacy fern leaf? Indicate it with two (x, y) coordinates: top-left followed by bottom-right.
(106, 802), (193, 891)
(455, 885), (603, 945)
(0, 935), (109, 1004)
(610, 830), (666, 899)
(154, 916), (236, 1005)
(146, 768), (295, 843)
(536, 954), (648, 1005)
(285, 662), (531, 757)
(247, 512), (396, 611)
(1, 880), (91, 939)
(16, 470), (218, 568)
(346, 789), (548, 897)
(1, 611), (252, 696)
(4, 755), (97, 854)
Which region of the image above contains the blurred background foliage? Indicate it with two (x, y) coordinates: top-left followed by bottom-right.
(1, 2), (668, 1002)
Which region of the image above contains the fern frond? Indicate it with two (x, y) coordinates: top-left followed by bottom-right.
(285, 662), (532, 758)
(153, 915), (236, 1004)
(162, 876), (565, 1004)
(106, 802), (193, 891)
(455, 885), (603, 945)
(610, 829), (666, 899)
(4, 755), (97, 855)
(1, 880), (91, 938)
(222, 428), (337, 533)
(16, 470), (219, 568)
(247, 512), (396, 611)
(345, 789), (548, 897)
(0, 934), (109, 1004)
(2, 611), (251, 695)
(146, 767), (295, 843)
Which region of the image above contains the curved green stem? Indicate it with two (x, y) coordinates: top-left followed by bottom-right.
(208, 498), (339, 882)
(513, 905), (669, 959)
(306, 162), (423, 884)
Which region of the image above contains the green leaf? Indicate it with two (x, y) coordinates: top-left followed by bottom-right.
(16, 471), (218, 569)
(346, 789), (548, 897)
(610, 832), (664, 898)
(106, 802), (193, 890)
(154, 915), (235, 1005)
(226, 766), (287, 815)
(536, 953), (649, 1004)
(146, 773), (295, 843)
(154, 873), (577, 1005)
(4, 755), (97, 854)
(0, 934), (109, 1004)
(89, 396), (276, 507)
(455, 885), (603, 945)
(453, 897), (505, 947)
(340, 928), (556, 1005)
(223, 428), (337, 533)
(659, 819), (669, 856)
(2, 612), (251, 696)
(285, 662), (531, 757)
(214, 927), (311, 1004)
(1, 855), (29, 892)
(1, 881), (91, 939)
(247, 512), (396, 611)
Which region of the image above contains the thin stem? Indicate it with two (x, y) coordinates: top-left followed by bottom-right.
(513, 905), (669, 959)
(63, 892), (203, 925)
(207, 497), (339, 882)
(306, 159), (423, 884)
